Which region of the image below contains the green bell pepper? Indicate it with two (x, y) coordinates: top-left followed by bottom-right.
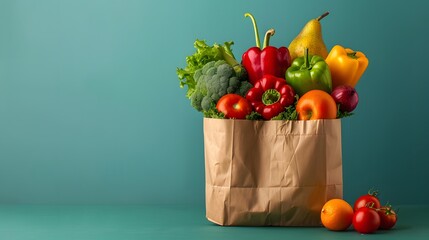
(285, 48), (332, 96)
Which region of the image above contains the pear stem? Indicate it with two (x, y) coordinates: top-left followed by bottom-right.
(263, 29), (275, 49)
(316, 12), (329, 21)
(244, 13), (261, 49)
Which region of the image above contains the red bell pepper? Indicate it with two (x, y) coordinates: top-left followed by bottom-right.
(246, 75), (295, 120)
(242, 13), (292, 85)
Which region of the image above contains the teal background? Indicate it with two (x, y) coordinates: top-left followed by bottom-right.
(0, 0), (428, 205)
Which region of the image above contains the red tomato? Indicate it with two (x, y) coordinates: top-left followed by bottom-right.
(296, 90), (337, 120)
(377, 207), (397, 230)
(216, 94), (252, 119)
(353, 207), (380, 234)
(354, 191), (381, 212)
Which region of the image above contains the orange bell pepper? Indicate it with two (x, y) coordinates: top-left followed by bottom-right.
(325, 45), (368, 88)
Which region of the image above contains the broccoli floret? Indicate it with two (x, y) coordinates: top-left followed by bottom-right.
(190, 60), (253, 112)
(215, 62), (233, 77)
(193, 68), (203, 81)
(227, 77), (239, 93)
(203, 64), (217, 76)
(190, 91), (204, 111)
(190, 68), (207, 111)
(237, 81), (253, 96)
(201, 96), (213, 111)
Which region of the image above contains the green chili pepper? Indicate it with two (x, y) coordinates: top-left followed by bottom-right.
(285, 48), (332, 96)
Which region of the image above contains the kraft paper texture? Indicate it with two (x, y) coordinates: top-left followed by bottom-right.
(203, 118), (343, 226)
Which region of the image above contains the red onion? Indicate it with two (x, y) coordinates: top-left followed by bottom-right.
(331, 85), (359, 112)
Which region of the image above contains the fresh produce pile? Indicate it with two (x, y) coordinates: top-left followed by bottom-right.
(177, 12), (368, 120)
(321, 189), (398, 233)
(177, 12), (391, 232)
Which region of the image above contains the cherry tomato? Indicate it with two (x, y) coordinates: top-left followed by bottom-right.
(377, 207), (397, 230)
(353, 207), (380, 234)
(354, 190), (381, 212)
(296, 90), (337, 120)
(216, 94), (252, 119)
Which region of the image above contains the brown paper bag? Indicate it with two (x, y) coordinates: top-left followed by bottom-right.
(203, 118), (343, 226)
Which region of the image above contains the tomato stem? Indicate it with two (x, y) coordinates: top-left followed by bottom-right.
(368, 188), (379, 197)
(365, 202), (375, 209)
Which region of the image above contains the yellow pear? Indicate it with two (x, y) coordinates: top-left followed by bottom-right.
(289, 12), (329, 61)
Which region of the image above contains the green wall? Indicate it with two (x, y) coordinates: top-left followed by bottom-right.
(1, 0), (428, 205)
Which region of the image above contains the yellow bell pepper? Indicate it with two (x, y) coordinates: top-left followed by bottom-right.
(325, 45), (369, 88)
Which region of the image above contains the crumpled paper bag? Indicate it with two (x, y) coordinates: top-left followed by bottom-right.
(203, 118), (343, 226)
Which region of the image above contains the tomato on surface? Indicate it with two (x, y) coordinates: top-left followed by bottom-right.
(377, 207), (397, 230)
(216, 94), (252, 119)
(354, 190), (381, 212)
(353, 207), (380, 234)
(296, 90), (337, 120)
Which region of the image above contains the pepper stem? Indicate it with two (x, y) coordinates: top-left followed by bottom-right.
(316, 12), (329, 21)
(304, 48), (310, 69)
(263, 29), (275, 49)
(244, 13), (261, 49)
(262, 89), (281, 105)
(347, 51), (358, 59)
